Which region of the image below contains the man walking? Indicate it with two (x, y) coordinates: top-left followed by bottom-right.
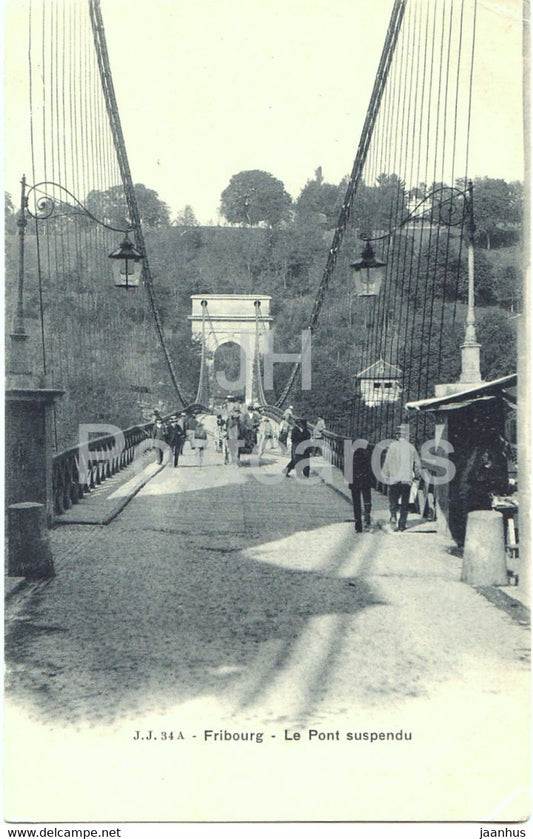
(193, 421), (208, 465)
(311, 415), (326, 457)
(348, 444), (373, 534)
(257, 416), (274, 459)
(152, 417), (169, 465)
(170, 417), (186, 467)
(382, 424), (420, 532)
(283, 418), (312, 478)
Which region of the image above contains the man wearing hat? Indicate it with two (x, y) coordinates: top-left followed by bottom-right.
(152, 415), (169, 465)
(382, 424), (420, 531)
(282, 405), (294, 422)
(283, 417), (312, 478)
(169, 414), (186, 467)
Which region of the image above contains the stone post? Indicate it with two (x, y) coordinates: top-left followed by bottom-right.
(8, 502), (54, 579)
(461, 510), (508, 586)
(6, 387), (64, 527)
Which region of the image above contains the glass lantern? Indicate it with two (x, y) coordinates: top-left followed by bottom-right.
(109, 236), (144, 289)
(350, 242), (386, 297)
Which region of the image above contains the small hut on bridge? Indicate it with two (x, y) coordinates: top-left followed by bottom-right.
(356, 359), (402, 407)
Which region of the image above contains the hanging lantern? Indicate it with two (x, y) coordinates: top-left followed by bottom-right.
(350, 241), (386, 297)
(109, 236), (144, 289)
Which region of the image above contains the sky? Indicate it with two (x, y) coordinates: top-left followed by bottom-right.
(3, 0), (527, 224)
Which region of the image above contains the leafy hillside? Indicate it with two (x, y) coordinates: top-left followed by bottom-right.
(5, 174), (522, 448)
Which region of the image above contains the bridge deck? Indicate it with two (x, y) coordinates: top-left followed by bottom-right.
(4, 432), (530, 821)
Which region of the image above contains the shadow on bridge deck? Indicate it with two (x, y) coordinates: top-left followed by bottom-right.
(5, 446), (391, 726)
(4, 442), (529, 743)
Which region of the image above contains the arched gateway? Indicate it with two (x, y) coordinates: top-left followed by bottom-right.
(188, 294), (272, 406)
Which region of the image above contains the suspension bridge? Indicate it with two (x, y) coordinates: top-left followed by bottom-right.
(4, 0), (529, 821)
(5, 0), (521, 538)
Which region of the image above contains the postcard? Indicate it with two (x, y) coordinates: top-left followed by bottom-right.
(3, 0), (530, 832)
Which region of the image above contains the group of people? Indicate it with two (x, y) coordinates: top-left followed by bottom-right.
(151, 403), (328, 474)
(215, 404), (277, 465)
(151, 403), (283, 469)
(153, 406), (422, 533)
(152, 403), (513, 541)
(152, 411), (208, 466)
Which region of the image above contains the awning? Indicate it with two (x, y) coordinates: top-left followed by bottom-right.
(405, 373), (517, 412)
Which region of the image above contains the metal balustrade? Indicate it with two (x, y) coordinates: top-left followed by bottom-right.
(52, 422), (155, 517)
(51, 407), (350, 520)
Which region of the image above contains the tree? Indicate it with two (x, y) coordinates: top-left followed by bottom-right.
(476, 309), (517, 380)
(85, 183), (170, 230)
(284, 217), (328, 295)
(412, 234), (497, 305)
(491, 259), (523, 312)
(220, 170), (292, 227)
(353, 173), (408, 238)
(174, 205), (198, 227)
(133, 184), (170, 227)
(295, 169), (344, 226)
(469, 177), (522, 249)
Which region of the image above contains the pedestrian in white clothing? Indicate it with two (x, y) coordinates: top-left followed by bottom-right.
(257, 417), (274, 459)
(193, 422), (208, 465)
(311, 415), (326, 456)
(382, 424), (420, 531)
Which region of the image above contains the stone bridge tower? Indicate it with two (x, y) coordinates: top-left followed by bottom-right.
(188, 294), (272, 405)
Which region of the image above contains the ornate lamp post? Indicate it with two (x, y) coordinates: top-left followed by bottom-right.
(8, 176), (144, 386)
(6, 175), (145, 558)
(25, 177), (143, 282)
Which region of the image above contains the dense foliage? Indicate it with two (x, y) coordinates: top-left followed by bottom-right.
(5, 172), (522, 447)
(85, 183), (171, 229)
(219, 170), (293, 227)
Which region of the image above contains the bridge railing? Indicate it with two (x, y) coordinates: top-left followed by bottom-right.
(52, 405), (212, 518)
(51, 406), (351, 519)
(52, 422), (155, 517)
